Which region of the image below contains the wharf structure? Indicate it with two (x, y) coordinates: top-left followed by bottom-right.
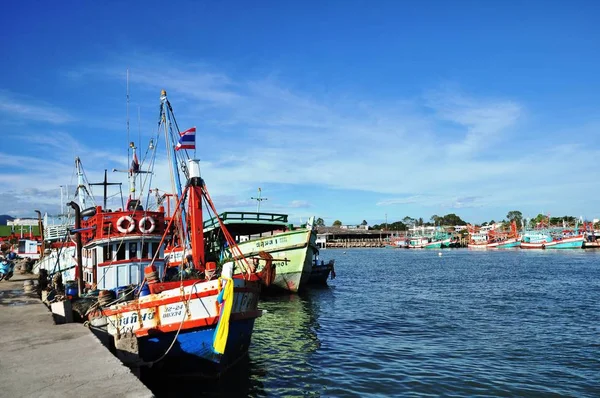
(316, 226), (469, 248)
(316, 226), (394, 248)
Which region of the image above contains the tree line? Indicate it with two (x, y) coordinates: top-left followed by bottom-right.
(315, 210), (593, 231)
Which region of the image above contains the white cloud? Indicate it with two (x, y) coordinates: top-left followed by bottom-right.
(0, 91), (74, 124)
(2, 56), (599, 221)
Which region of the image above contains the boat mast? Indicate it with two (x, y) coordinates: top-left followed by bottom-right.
(75, 157), (87, 209)
(126, 68), (131, 199)
(160, 90), (187, 234)
(187, 160), (205, 269)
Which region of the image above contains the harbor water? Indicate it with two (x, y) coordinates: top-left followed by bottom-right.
(146, 248), (600, 397)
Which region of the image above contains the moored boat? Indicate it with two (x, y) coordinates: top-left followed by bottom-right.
(87, 90), (269, 372)
(308, 256), (335, 285)
(494, 238), (521, 249)
(520, 233), (584, 249)
(407, 226), (451, 249)
(467, 222), (520, 249)
(203, 212), (316, 293)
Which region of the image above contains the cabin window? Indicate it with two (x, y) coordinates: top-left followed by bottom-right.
(151, 242), (159, 258)
(142, 242), (149, 259)
(103, 245), (111, 262)
(92, 248), (97, 267)
(117, 265), (128, 286)
(129, 242), (138, 259)
(116, 243), (126, 261)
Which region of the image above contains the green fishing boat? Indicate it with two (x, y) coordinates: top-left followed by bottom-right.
(204, 212), (317, 293)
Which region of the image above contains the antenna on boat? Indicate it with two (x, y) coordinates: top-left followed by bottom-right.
(89, 170), (123, 209)
(73, 157), (95, 209)
(251, 187), (267, 212)
(159, 89), (188, 243)
(126, 68), (130, 182)
(59, 185), (64, 218)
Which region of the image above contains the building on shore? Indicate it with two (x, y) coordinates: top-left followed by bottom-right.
(316, 227), (394, 248)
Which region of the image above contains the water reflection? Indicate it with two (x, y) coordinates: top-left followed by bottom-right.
(247, 292), (324, 397)
(144, 289), (327, 397)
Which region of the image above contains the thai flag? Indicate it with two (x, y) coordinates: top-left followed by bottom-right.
(176, 127), (196, 151)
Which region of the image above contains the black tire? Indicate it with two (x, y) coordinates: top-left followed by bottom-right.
(541, 244), (546, 250)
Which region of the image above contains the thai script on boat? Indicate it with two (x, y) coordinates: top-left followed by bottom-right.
(118, 310), (155, 326)
(255, 236), (287, 248)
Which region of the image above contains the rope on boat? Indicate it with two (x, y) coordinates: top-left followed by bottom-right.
(147, 279), (203, 366)
(201, 185), (252, 278)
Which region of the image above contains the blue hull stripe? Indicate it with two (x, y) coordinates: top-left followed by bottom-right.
(138, 318), (256, 370)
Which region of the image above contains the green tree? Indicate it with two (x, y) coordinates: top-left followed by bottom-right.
(430, 214), (441, 225)
(372, 221), (407, 231)
(441, 213), (467, 226)
(332, 220), (342, 227)
(315, 217), (325, 227)
(531, 214), (547, 227)
(402, 216), (415, 226)
(506, 210), (523, 228)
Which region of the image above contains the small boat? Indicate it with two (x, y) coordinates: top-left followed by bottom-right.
(308, 256), (335, 285)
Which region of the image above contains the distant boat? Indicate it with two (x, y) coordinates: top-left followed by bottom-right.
(407, 226), (451, 249)
(467, 222), (521, 249)
(520, 230), (584, 249)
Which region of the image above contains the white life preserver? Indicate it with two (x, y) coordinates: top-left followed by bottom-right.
(116, 216), (135, 234)
(139, 216), (156, 234)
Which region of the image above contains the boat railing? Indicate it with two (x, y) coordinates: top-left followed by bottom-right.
(203, 212), (288, 229)
(45, 225), (72, 242)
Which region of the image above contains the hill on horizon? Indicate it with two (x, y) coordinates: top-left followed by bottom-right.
(0, 215), (15, 226)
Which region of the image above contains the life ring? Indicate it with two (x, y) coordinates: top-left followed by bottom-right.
(116, 216), (135, 233)
(139, 216), (156, 234)
(541, 244), (546, 249)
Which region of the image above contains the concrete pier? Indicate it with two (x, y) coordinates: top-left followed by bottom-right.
(0, 274), (153, 398)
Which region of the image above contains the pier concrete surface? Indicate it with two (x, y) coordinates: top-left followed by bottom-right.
(0, 274), (153, 398)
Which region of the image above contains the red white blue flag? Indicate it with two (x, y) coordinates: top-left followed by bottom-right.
(176, 127), (196, 151)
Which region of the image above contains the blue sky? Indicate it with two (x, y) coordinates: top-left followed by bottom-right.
(1, 1), (599, 225)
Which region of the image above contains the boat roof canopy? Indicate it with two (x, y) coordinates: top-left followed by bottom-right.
(203, 212), (289, 235)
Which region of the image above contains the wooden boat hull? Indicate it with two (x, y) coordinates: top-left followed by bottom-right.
(229, 229), (315, 293)
(423, 239), (451, 249)
(99, 278), (262, 370)
(138, 317), (256, 372)
(520, 236), (584, 249)
(494, 238), (521, 249)
(467, 243), (489, 249)
(308, 260), (335, 285)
